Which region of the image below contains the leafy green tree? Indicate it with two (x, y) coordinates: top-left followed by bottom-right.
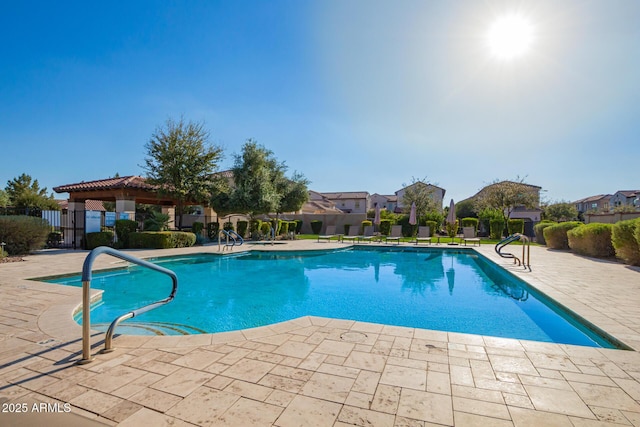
(0, 189), (9, 208)
(143, 117), (223, 230)
(455, 199), (477, 218)
(544, 202), (579, 222)
(5, 173), (59, 210)
(474, 178), (539, 224)
(229, 140), (309, 218)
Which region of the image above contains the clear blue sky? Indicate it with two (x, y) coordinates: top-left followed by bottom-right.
(1, 0), (638, 206)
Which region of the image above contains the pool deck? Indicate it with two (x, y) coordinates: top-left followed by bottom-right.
(1, 240), (639, 426)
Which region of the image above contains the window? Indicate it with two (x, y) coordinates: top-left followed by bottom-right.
(591, 203), (598, 209)
(355, 201), (360, 208)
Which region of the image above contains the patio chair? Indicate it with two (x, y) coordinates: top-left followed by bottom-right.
(385, 225), (402, 244)
(461, 227), (481, 246)
(414, 226), (432, 245)
(341, 226), (360, 243)
(317, 225), (338, 242)
(358, 225), (376, 243)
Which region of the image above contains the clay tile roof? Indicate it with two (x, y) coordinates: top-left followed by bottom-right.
(57, 199), (106, 211)
(53, 176), (155, 193)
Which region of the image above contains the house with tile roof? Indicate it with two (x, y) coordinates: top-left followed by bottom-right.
(610, 190), (640, 211)
(319, 191), (370, 214)
(574, 194), (612, 215)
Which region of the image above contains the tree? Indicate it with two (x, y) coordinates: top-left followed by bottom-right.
(0, 189), (9, 208)
(229, 140), (309, 218)
(455, 199), (477, 218)
(474, 178), (539, 224)
(400, 177), (438, 223)
(5, 173), (59, 210)
(544, 202), (578, 222)
(143, 117), (223, 230)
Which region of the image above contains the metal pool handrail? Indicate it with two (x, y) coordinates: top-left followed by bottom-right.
(78, 246), (178, 364)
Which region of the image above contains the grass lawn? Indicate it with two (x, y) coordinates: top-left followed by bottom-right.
(296, 234), (538, 245)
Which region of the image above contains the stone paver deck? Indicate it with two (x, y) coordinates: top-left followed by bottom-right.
(1, 240), (639, 426)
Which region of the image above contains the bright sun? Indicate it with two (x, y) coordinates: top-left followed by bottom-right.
(486, 14), (534, 61)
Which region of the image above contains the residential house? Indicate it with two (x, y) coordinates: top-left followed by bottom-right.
(610, 190), (640, 211)
(395, 183), (446, 213)
(300, 191), (344, 214)
(369, 193), (398, 212)
(574, 194), (612, 215)
(320, 191), (370, 214)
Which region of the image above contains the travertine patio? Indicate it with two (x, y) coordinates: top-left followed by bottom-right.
(1, 240), (639, 426)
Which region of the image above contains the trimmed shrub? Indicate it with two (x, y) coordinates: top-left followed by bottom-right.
(143, 211), (169, 231)
(260, 221), (273, 237)
(207, 222), (220, 239)
(223, 221), (234, 231)
(360, 220), (372, 234)
(489, 219), (505, 239)
(612, 218), (640, 266)
(0, 216), (50, 255)
(343, 224), (351, 235)
(236, 220), (248, 238)
(280, 221), (289, 235)
(129, 231), (196, 249)
(273, 219), (283, 235)
(543, 221), (583, 250)
(294, 220), (303, 233)
(310, 220), (322, 234)
(115, 219), (137, 248)
(47, 231), (63, 247)
(534, 221), (556, 245)
(86, 231), (114, 250)
(461, 217), (479, 231)
(425, 220), (437, 237)
(250, 219), (262, 238)
(192, 221), (204, 236)
(446, 220), (458, 238)
(567, 223), (615, 258)
(288, 221), (297, 235)
(379, 219), (392, 236)
(508, 219), (525, 235)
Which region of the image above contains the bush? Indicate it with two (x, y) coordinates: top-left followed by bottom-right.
(250, 219), (262, 238)
(129, 231), (196, 249)
(508, 219), (525, 235)
(543, 221), (583, 250)
(534, 221), (556, 245)
(223, 221), (234, 231)
(489, 219), (505, 239)
(288, 221), (297, 235)
(310, 220), (322, 234)
(425, 220), (437, 237)
(207, 222), (220, 239)
(280, 221), (289, 235)
(115, 219), (137, 248)
(273, 219), (283, 235)
(612, 218), (640, 266)
(0, 216), (50, 255)
(260, 221), (273, 237)
(86, 231), (114, 250)
(47, 231), (63, 247)
(294, 220), (303, 233)
(567, 223), (615, 258)
(461, 217), (479, 231)
(343, 224), (351, 235)
(143, 211), (169, 231)
(379, 219), (392, 236)
(236, 221), (248, 238)
(446, 220), (458, 238)
(192, 221), (204, 236)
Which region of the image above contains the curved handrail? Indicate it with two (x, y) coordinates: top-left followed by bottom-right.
(218, 229), (237, 251)
(79, 246), (178, 364)
(495, 234), (522, 265)
(227, 230), (244, 245)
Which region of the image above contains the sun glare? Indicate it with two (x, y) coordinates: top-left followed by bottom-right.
(486, 14), (534, 61)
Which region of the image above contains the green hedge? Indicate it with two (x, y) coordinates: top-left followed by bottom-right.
(425, 220), (437, 237)
(280, 221), (289, 235)
(0, 216), (50, 255)
(294, 220), (303, 233)
(192, 221), (204, 236)
(612, 218), (640, 266)
(461, 217), (479, 231)
(310, 220), (322, 234)
(567, 223), (615, 258)
(260, 221), (272, 236)
(489, 219), (505, 239)
(115, 219), (137, 248)
(508, 219), (524, 235)
(379, 219), (392, 236)
(343, 224), (351, 235)
(223, 221), (234, 232)
(543, 221), (583, 250)
(250, 219), (262, 238)
(361, 220), (372, 234)
(86, 231), (114, 250)
(534, 221), (556, 245)
(237, 221), (248, 238)
(129, 231), (196, 249)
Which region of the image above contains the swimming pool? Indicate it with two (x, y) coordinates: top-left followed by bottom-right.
(46, 247), (618, 347)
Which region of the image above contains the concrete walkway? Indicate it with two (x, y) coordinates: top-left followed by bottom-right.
(1, 240), (639, 426)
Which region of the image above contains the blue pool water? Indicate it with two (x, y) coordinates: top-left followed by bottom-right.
(46, 247), (617, 347)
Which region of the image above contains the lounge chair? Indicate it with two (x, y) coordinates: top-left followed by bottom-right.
(461, 227), (481, 246)
(358, 225), (376, 243)
(385, 225), (402, 244)
(414, 226), (432, 245)
(317, 225), (338, 242)
(341, 226), (360, 243)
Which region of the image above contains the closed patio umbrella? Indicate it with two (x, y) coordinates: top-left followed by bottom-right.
(409, 202), (417, 225)
(373, 203), (381, 231)
(446, 199), (458, 245)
